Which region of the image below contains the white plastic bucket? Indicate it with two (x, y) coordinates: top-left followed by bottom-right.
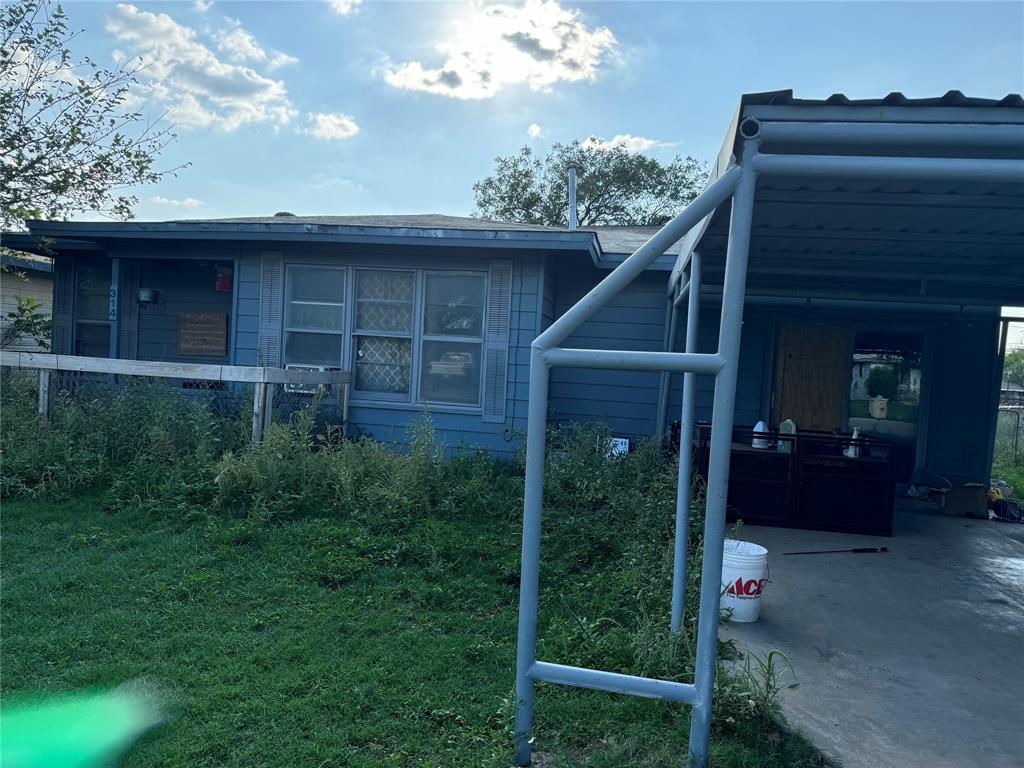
(721, 539), (768, 623)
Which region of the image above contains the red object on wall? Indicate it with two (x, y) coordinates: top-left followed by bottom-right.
(215, 267), (233, 292)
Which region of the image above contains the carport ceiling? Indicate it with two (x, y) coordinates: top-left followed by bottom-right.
(688, 91), (1024, 306)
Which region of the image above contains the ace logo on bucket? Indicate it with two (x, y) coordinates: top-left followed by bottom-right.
(721, 539), (769, 622)
(724, 576), (767, 599)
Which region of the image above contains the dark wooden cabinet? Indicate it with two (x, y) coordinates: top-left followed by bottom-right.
(694, 425), (895, 536)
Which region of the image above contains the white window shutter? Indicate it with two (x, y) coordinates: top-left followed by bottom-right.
(258, 252), (284, 366)
(51, 259), (75, 354)
(483, 260), (513, 423)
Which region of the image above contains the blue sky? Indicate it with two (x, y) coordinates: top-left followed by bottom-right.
(61, 0), (1024, 221)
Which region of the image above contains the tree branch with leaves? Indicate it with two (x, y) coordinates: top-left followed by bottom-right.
(472, 138), (707, 227)
(1, 0), (181, 230)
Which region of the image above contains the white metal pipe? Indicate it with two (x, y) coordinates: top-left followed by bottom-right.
(673, 276), (691, 307)
(688, 140), (759, 767)
(757, 120), (1024, 148)
(753, 152), (1024, 183)
(670, 249), (702, 634)
(543, 347), (724, 374)
(530, 661), (699, 704)
(513, 346), (551, 765)
(534, 165), (742, 351)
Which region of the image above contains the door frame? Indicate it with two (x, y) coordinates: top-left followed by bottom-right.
(767, 315), (934, 477)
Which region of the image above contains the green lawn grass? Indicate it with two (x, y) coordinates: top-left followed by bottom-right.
(1, 496), (825, 768)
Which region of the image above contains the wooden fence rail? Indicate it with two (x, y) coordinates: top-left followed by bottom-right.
(0, 351), (351, 445)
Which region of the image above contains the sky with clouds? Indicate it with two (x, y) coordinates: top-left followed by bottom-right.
(46, 0), (1024, 225)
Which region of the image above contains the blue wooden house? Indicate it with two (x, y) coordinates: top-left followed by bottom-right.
(5, 90), (1022, 490)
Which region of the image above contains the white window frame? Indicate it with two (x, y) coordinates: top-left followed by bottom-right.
(281, 263), (492, 412)
(74, 263), (112, 357)
(282, 264), (347, 369)
(351, 267), (417, 402)
(417, 269), (486, 408)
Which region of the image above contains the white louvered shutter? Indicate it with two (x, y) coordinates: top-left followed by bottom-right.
(482, 260), (513, 423)
(258, 252), (284, 366)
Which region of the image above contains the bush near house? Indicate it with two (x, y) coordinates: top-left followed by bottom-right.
(866, 365), (899, 401)
(0, 379), (827, 767)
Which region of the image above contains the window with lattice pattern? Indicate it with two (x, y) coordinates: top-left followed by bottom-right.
(354, 270), (414, 396)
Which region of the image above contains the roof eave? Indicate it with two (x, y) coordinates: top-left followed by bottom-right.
(18, 220), (602, 257)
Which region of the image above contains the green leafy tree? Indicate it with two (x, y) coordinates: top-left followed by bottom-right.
(866, 365), (899, 401)
(472, 139), (707, 227)
(1, 295), (52, 349)
(1, 0), (179, 230)
(1004, 347), (1024, 388)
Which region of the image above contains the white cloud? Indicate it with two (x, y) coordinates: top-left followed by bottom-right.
(194, 0), (213, 13)
(215, 19), (298, 71)
(306, 112), (360, 141)
(330, 0), (362, 15)
(106, 4), (297, 131)
(152, 195), (205, 208)
(581, 134), (673, 153)
(527, 123), (542, 139)
(382, 0), (616, 100)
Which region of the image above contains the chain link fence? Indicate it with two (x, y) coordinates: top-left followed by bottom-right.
(995, 407), (1022, 467)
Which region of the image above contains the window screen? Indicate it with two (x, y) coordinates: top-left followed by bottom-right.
(75, 264), (111, 356)
(419, 272), (485, 406)
(353, 270), (414, 396)
(283, 265), (346, 367)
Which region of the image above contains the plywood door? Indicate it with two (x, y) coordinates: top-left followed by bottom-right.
(772, 325), (849, 431)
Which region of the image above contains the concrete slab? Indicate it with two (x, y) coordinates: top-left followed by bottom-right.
(721, 512), (1024, 768)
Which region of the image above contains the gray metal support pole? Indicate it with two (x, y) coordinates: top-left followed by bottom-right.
(655, 297), (679, 441)
(513, 345), (551, 766)
(687, 140), (758, 767)
(670, 250), (701, 633)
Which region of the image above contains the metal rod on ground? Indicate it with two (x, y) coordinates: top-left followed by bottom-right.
(671, 249), (701, 634)
(783, 547), (888, 556)
(688, 136), (759, 768)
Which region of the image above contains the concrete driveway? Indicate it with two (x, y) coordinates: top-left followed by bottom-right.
(721, 511), (1024, 768)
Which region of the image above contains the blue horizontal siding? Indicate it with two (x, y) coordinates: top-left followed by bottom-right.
(234, 251), (262, 365)
(136, 259), (234, 363)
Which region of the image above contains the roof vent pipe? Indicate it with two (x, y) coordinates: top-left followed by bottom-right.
(568, 164), (578, 230)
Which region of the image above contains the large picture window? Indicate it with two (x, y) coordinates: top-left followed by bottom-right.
(75, 264), (111, 357)
(419, 271), (485, 406)
(280, 264), (491, 409)
(353, 269), (414, 396)
(284, 265), (345, 367)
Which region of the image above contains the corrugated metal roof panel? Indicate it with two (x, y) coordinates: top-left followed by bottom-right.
(742, 89), (1024, 109)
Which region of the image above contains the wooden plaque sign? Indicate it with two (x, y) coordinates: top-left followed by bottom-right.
(177, 312), (228, 357)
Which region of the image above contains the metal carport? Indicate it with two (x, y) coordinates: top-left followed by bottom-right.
(513, 90), (1024, 767)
